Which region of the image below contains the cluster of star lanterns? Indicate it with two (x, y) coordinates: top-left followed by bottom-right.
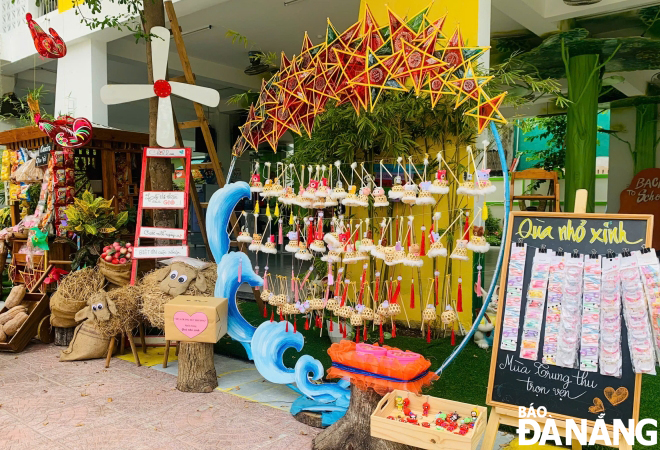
(233, 6), (507, 156)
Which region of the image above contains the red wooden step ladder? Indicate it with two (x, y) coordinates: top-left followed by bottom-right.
(130, 147), (192, 284)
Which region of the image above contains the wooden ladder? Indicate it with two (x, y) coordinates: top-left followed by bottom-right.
(164, 1), (262, 307)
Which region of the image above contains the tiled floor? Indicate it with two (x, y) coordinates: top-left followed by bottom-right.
(0, 342), (519, 450)
(0, 343), (318, 450)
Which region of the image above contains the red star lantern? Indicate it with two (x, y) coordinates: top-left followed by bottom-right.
(393, 37), (447, 96)
(450, 62), (493, 108)
(351, 50), (406, 112)
(465, 92), (508, 133)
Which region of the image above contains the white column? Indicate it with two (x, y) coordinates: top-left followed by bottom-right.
(54, 39), (107, 125)
(478, 0), (491, 67)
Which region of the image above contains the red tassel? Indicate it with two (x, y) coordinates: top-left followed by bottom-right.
(329, 319), (333, 331)
(270, 309), (274, 322)
(451, 329), (456, 346)
(305, 317), (310, 330)
(355, 328), (360, 343)
(263, 271), (269, 290)
(363, 325), (367, 342)
(427, 326), (431, 343)
(392, 322), (396, 338)
(340, 282), (348, 307)
(294, 318), (297, 333)
(308, 221), (315, 247)
(358, 267), (367, 304)
(339, 321), (343, 334)
(286, 321), (289, 332)
(410, 282), (415, 309)
(434, 276), (439, 306)
(334, 270), (343, 297)
(280, 309), (283, 322)
(463, 215), (470, 240)
(429, 225), (435, 244)
(407, 229), (411, 248)
(393, 279), (401, 303)
(342, 321), (347, 338)
(476, 269), (483, 298)
(278, 221), (283, 245)
(457, 279), (463, 312)
(379, 323), (384, 344)
(374, 277), (380, 303)
(420, 227), (426, 256)
(263, 304), (267, 318)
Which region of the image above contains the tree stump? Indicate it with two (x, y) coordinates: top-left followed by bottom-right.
(312, 385), (417, 450)
(54, 327), (75, 346)
(176, 342), (217, 393)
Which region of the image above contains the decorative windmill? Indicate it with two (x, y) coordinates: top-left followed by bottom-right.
(100, 26), (220, 148)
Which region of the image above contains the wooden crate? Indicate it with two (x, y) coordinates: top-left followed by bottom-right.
(371, 389), (487, 450)
(0, 293), (49, 352)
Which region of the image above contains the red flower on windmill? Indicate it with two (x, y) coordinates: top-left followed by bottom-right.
(26, 13), (66, 59)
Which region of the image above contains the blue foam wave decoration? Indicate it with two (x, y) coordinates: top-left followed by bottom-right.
(207, 181), (349, 426)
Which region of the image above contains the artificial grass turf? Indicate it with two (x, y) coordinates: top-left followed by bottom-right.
(214, 300), (660, 450)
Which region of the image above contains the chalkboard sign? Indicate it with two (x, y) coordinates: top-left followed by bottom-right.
(35, 144), (51, 167)
(487, 212), (652, 426)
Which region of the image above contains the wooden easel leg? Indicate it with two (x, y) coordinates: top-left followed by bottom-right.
(139, 322), (146, 353)
(163, 340), (171, 368)
(175, 341), (180, 356)
(126, 332), (141, 367)
(481, 410), (501, 450)
(105, 336), (116, 368)
(119, 332), (126, 355)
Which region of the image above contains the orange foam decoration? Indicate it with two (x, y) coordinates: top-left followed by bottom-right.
(326, 341), (438, 395)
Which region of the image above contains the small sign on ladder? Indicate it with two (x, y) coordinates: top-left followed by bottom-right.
(130, 147), (192, 284)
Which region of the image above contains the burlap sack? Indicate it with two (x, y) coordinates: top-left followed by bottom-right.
(50, 290), (81, 328)
(60, 321), (110, 361)
(98, 259), (131, 288)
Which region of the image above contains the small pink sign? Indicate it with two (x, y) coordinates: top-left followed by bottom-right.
(173, 311), (208, 339)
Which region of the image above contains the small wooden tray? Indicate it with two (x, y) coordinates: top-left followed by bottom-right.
(0, 293), (49, 352)
(371, 389), (487, 450)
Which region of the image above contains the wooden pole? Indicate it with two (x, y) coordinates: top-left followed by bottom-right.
(176, 342), (217, 392)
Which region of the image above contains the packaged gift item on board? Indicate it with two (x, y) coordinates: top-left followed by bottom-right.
(635, 249), (660, 365)
(542, 251), (565, 365)
(555, 253), (584, 369)
(600, 254), (623, 378)
(620, 252), (656, 375)
(520, 248), (552, 361)
(500, 242), (527, 352)
(580, 253), (602, 373)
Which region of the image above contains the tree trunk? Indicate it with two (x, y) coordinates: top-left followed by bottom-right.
(54, 327), (75, 346)
(634, 103), (658, 174)
(312, 385), (417, 450)
(176, 342), (218, 393)
(564, 54), (600, 213)
(143, 0), (175, 240)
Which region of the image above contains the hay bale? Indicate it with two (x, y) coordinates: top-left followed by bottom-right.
(139, 264), (217, 328)
(50, 267), (106, 327)
(94, 285), (142, 338)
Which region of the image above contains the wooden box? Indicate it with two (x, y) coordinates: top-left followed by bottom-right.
(371, 390), (487, 450)
(164, 296), (227, 343)
(0, 293), (49, 352)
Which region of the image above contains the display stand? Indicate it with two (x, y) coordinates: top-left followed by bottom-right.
(482, 191), (643, 450)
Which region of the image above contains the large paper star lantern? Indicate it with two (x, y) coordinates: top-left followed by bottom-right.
(450, 62), (493, 108)
(465, 92), (508, 133)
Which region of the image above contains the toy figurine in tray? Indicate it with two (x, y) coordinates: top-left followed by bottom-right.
(371, 389), (487, 450)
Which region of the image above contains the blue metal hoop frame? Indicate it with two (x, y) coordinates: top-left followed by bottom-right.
(435, 122), (510, 374)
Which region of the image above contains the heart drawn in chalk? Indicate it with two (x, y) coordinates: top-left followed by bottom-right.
(173, 311), (208, 339)
(588, 398), (605, 414)
(604, 387), (629, 406)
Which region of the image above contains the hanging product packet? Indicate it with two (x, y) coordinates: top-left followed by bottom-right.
(580, 253), (602, 372)
(542, 251), (566, 365)
(600, 254), (623, 378)
(556, 253), (584, 369)
(520, 248), (552, 361)
(620, 252), (656, 375)
(635, 249), (660, 365)
(500, 242), (528, 352)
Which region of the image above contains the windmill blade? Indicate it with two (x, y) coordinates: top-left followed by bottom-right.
(170, 82), (220, 107)
(151, 26), (171, 81)
(100, 84), (155, 105)
(156, 95), (176, 148)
